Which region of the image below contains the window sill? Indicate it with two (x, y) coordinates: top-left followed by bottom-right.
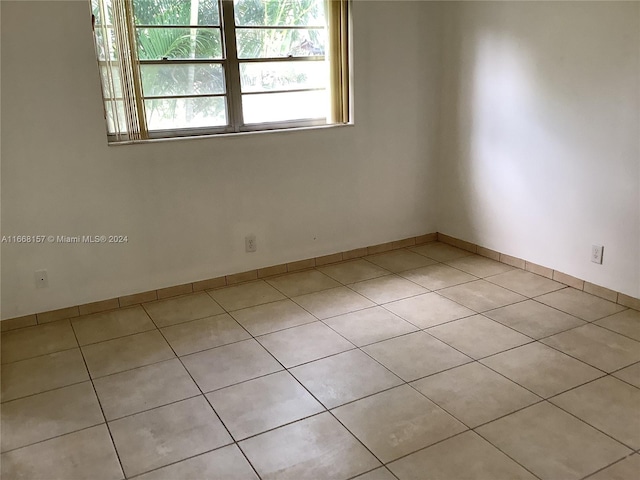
(107, 121), (354, 146)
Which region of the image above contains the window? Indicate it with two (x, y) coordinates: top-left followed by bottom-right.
(91, 0), (350, 142)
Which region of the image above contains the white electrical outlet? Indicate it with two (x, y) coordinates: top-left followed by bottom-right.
(591, 245), (604, 264)
(35, 270), (48, 288)
(245, 235), (257, 253)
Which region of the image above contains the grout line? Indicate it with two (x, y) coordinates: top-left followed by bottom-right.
(76, 325), (159, 348)
(198, 395), (264, 480)
(345, 465), (398, 480)
(101, 392), (204, 424)
(0, 378), (91, 405)
(546, 394), (639, 452)
(608, 361), (640, 390)
(470, 427), (545, 480)
(0, 423), (112, 455)
(70, 321), (127, 480)
(535, 335), (616, 376)
(325, 408), (388, 468)
(467, 398), (547, 431)
(3, 250), (638, 480)
(477, 346), (607, 398)
(148, 323), (265, 479)
(587, 321), (640, 344)
(579, 453), (636, 480)
(424, 311), (540, 343)
(0, 345), (80, 367)
(123, 444), (254, 480)
(379, 430), (470, 470)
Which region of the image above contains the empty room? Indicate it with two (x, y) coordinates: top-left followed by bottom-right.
(1, 0), (639, 479)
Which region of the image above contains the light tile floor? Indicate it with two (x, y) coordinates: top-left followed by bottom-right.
(2, 242), (639, 480)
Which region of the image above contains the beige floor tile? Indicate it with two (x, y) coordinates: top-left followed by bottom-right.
(586, 454), (640, 480)
(612, 362), (640, 388)
(0, 381), (103, 452)
(485, 269), (564, 297)
(207, 371), (323, 440)
(265, 269), (341, 297)
(536, 288), (626, 321)
(350, 275), (428, 304)
(292, 286), (374, 319)
(257, 321), (354, 368)
(412, 362), (540, 428)
(438, 280), (527, 312)
(71, 305), (155, 346)
(384, 293), (475, 329)
(445, 255), (514, 278)
(410, 242), (473, 262)
(481, 343), (604, 398)
(484, 300), (585, 339)
(595, 309), (640, 341)
(160, 313), (250, 356)
(0, 425), (122, 480)
(365, 250), (437, 273)
(333, 385), (466, 463)
(324, 306), (417, 347)
(363, 331), (471, 382)
(1, 320), (77, 364)
(181, 339), (282, 392)
(82, 330), (175, 378)
(551, 376), (640, 449)
(136, 444), (258, 480)
(208, 280), (286, 311)
(318, 259), (390, 284)
(143, 292), (224, 328)
(1, 348), (88, 402)
(239, 412), (380, 480)
(476, 402), (631, 480)
(110, 396), (232, 477)
(353, 468), (396, 480)
(388, 431), (537, 480)
(400, 264), (477, 290)
(94, 358), (200, 420)
(427, 315), (531, 359)
(541, 324), (640, 373)
(230, 299), (316, 336)
(290, 349), (403, 408)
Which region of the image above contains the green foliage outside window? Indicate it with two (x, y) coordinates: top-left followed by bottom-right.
(93, 0), (327, 131)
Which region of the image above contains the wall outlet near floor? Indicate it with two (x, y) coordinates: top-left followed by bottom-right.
(245, 235), (257, 253)
(35, 269), (48, 288)
(591, 245), (604, 264)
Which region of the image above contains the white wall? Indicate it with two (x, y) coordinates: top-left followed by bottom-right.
(0, 1), (443, 319)
(438, 1), (640, 298)
(3, 1), (638, 320)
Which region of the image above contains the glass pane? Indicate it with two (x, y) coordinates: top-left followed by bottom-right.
(94, 28), (118, 61)
(234, 0), (325, 26)
(100, 65), (123, 98)
(136, 28), (222, 60)
(133, 0), (220, 26)
(92, 0), (113, 26)
(240, 61), (326, 92)
(236, 28), (324, 58)
(145, 97), (227, 130)
(242, 89), (327, 123)
(141, 64), (225, 97)
(105, 100), (127, 134)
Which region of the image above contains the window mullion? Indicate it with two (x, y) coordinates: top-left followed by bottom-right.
(220, 0), (243, 132)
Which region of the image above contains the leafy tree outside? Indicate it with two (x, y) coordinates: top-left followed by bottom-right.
(93, 0), (327, 131)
